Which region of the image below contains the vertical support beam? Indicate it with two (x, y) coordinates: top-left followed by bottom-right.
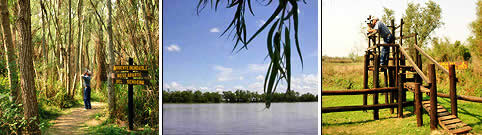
(449, 65), (457, 117)
(384, 69), (389, 105)
(398, 73), (403, 118)
(399, 19), (403, 47)
(363, 52), (369, 112)
(415, 83), (423, 126)
(417, 54), (422, 83)
(128, 57), (134, 130)
(429, 64), (438, 130)
(401, 54), (406, 102)
(395, 46), (399, 96)
(388, 68), (395, 114)
(373, 54), (380, 120)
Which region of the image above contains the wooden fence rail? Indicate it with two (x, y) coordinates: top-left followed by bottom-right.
(321, 87), (397, 95)
(322, 101), (414, 113)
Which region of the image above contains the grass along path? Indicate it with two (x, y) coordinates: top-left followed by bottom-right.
(44, 102), (107, 135)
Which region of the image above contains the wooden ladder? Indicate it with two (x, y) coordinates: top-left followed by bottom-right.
(421, 101), (472, 134)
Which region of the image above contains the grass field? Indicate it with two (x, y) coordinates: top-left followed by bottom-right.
(322, 61), (482, 135)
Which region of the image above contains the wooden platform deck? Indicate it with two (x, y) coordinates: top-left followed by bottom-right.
(421, 101), (472, 134)
(404, 82), (430, 93)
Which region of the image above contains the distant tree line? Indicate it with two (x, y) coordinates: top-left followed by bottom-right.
(162, 89), (318, 103)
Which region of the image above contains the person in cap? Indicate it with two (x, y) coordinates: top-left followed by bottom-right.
(366, 15), (394, 65)
(82, 69), (92, 109)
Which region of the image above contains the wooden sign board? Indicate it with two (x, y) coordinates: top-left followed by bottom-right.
(440, 61), (468, 70)
(115, 72), (148, 78)
(113, 65), (148, 71)
(114, 79), (149, 85)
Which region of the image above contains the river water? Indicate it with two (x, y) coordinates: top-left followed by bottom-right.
(163, 102), (318, 135)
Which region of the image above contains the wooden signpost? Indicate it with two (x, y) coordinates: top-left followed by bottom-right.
(113, 57), (149, 130)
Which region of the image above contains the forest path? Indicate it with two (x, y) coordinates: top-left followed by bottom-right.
(44, 102), (107, 135)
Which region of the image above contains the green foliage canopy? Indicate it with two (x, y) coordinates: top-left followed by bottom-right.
(402, 0), (443, 48)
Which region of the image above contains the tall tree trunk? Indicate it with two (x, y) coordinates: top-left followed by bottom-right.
(67, 0), (72, 97)
(88, 0), (107, 90)
(75, 0), (83, 99)
(142, 0), (153, 61)
(0, 0), (20, 103)
(41, 0), (49, 96)
(17, 0), (40, 133)
(107, 0), (116, 119)
(95, 24), (106, 89)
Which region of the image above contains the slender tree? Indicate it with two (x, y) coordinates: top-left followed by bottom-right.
(89, 0), (107, 89)
(0, 0), (20, 103)
(17, 0), (40, 133)
(107, 0), (116, 118)
(75, 0), (84, 98)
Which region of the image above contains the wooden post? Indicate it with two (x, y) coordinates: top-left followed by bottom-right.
(417, 54), (422, 83)
(429, 64), (438, 130)
(128, 58), (134, 130)
(401, 54), (406, 102)
(388, 68), (395, 114)
(398, 73), (403, 118)
(449, 65), (457, 117)
(384, 69), (389, 105)
(363, 52), (369, 112)
(399, 19), (403, 47)
(373, 54), (380, 120)
(415, 83), (423, 126)
(390, 20), (396, 113)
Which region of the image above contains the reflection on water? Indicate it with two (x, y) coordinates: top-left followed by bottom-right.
(163, 102), (317, 135)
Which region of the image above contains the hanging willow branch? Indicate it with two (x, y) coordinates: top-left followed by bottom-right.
(197, 0), (305, 108)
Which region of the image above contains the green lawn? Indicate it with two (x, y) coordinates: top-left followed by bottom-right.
(322, 61), (481, 134)
(322, 92), (482, 135)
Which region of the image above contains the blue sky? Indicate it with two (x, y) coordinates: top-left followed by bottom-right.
(162, 0), (319, 94)
(323, 0), (477, 57)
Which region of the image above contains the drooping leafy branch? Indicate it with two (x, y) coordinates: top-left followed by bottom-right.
(197, 0), (306, 108)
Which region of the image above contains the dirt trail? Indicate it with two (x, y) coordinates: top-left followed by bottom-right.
(44, 102), (107, 135)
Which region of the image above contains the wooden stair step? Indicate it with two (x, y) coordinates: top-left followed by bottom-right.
(449, 126), (473, 134)
(418, 100), (473, 134)
(437, 112), (450, 117)
(445, 122), (468, 130)
(441, 119), (462, 125)
(438, 115), (457, 121)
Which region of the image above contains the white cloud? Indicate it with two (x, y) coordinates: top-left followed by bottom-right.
(248, 64), (268, 72)
(163, 81), (183, 90)
(199, 87), (208, 91)
(297, 9), (300, 14)
(167, 44), (181, 52)
(215, 85), (225, 91)
(255, 75), (264, 81)
(239, 76), (244, 80)
(247, 73), (320, 94)
(290, 74), (320, 94)
(234, 85), (245, 90)
(248, 82), (264, 93)
(210, 27), (220, 33)
(213, 65), (234, 81)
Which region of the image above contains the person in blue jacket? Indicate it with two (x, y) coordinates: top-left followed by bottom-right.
(82, 70), (92, 109)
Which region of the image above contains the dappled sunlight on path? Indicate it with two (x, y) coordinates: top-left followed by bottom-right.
(44, 102), (107, 135)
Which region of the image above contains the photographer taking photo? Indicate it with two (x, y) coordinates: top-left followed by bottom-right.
(82, 69), (92, 110)
(366, 15), (394, 65)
